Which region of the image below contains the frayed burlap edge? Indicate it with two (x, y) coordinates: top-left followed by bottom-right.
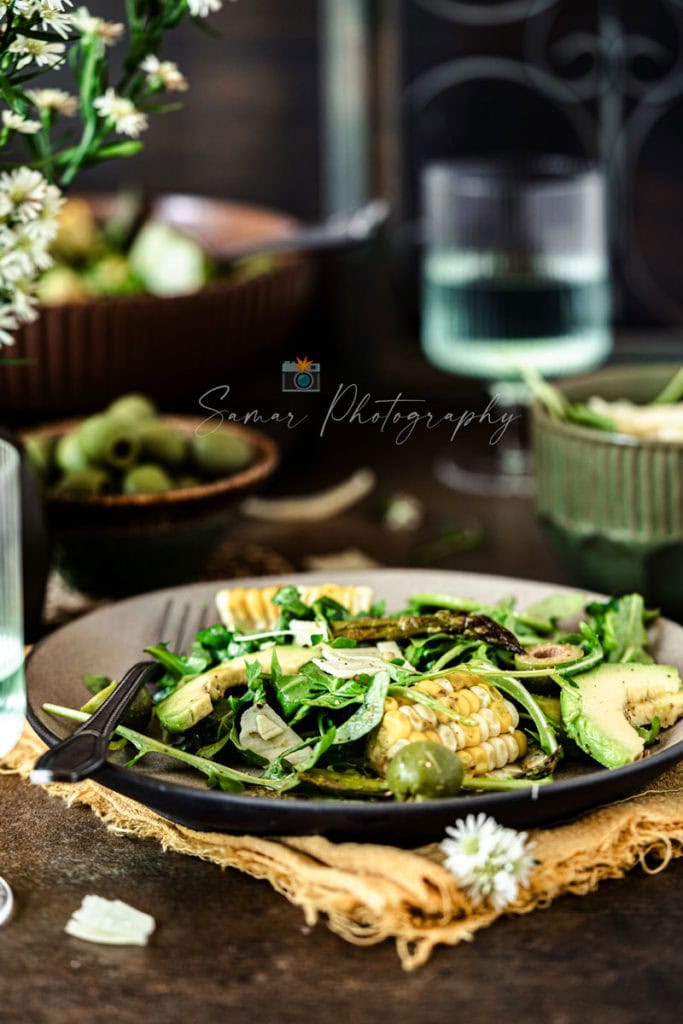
(4, 724), (683, 970)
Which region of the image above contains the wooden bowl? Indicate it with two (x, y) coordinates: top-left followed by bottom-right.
(24, 415), (279, 599)
(1, 195), (313, 422)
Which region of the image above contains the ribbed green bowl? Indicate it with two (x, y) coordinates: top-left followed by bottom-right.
(532, 364), (683, 617)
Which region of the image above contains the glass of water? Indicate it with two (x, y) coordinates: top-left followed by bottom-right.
(421, 155), (611, 493)
(0, 440), (25, 758)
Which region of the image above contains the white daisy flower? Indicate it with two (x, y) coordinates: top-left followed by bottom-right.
(0, 306), (19, 347)
(26, 89), (78, 117)
(38, 2), (73, 37)
(2, 110), (41, 135)
(71, 6), (123, 45)
(5, 275), (39, 321)
(4, 231), (42, 278)
(140, 55), (188, 92)
(9, 0), (38, 13)
(187, 0), (222, 17)
(20, 212), (60, 248)
(93, 89), (148, 138)
(0, 167), (49, 222)
(441, 813), (536, 912)
(8, 35), (66, 68)
(0, 168), (62, 345)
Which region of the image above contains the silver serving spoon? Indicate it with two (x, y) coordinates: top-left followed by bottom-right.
(217, 198), (390, 265)
(0, 875), (14, 926)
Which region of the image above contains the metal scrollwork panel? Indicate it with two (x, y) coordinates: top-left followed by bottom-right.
(402, 0), (683, 324)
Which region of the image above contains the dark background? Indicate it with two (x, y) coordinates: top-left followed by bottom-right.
(84, 1), (683, 336)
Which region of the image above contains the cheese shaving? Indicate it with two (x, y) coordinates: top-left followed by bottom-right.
(65, 895), (155, 946)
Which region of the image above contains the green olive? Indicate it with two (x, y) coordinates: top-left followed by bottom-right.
(55, 432), (90, 473)
(137, 422), (187, 469)
(24, 435), (55, 482)
(51, 468), (110, 497)
(77, 413), (141, 470)
(123, 463), (173, 495)
(107, 393), (158, 424)
(386, 741), (464, 801)
(514, 643), (584, 670)
(191, 429), (253, 477)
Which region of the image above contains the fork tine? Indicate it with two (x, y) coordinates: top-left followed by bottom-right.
(156, 597), (173, 641)
(154, 598), (211, 655)
(173, 602), (191, 653)
(198, 603), (210, 632)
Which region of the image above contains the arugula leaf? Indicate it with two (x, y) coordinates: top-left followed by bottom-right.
(145, 641), (209, 679)
(334, 671), (390, 744)
(272, 585), (311, 625)
(637, 716), (661, 746)
(246, 659), (263, 689)
(311, 596), (352, 622)
(273, 662), (365, 722)
(587, 594), (654, 664)
(407, 593), (483, 613)
(518, 593), (586, 634)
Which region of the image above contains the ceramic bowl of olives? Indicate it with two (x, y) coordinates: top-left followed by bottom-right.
(23, 394), (279, 598)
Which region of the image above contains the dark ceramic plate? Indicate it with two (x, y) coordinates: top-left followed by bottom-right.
(26, 569), (683, 844)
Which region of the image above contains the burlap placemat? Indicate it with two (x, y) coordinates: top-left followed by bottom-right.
(4, 725), (683, 970)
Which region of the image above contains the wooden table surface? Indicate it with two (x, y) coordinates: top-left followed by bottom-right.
(3, 418), (683, 1024)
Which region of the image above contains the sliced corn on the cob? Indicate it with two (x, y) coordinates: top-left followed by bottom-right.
(215, 583), (374, 633)
(367, 671), (527, 777)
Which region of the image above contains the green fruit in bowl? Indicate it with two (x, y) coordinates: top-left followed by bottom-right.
(77, 413), (141, 469)
(85, 253), (141, 297)
(191, 429), (253, 477)
(129, 221), (210, 297)
(123, 464), (173, 494)
(55, 432), (90, 473)
(107, 393), (158, 424)
(137, 422), (188, 469)
(51, 468), (110, 496)
(37, 265), (93, 305)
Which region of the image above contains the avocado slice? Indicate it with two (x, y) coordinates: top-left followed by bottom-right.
(560, 662), (683, 769)
(156, 645), (321, 733)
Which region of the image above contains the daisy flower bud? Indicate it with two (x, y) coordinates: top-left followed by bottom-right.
(26, 89), (79, 117)
(140, 56), (188, 93)
(93, 89), (148, 138)
(2, 111), (41, 135)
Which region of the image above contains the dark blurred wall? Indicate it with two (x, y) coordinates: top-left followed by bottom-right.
(391, 0), (683, 329)
(73, 1), (683, 331)
(85, 0), (321, 219)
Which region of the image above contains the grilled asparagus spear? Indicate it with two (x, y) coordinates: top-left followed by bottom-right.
(331, 610), (524, 654)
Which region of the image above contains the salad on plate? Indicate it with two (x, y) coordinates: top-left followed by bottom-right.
(44, 582), (683, 802)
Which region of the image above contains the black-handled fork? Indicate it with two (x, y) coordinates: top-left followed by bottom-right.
(30, 599), (209, 785)
(30, 660), (159, 784)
